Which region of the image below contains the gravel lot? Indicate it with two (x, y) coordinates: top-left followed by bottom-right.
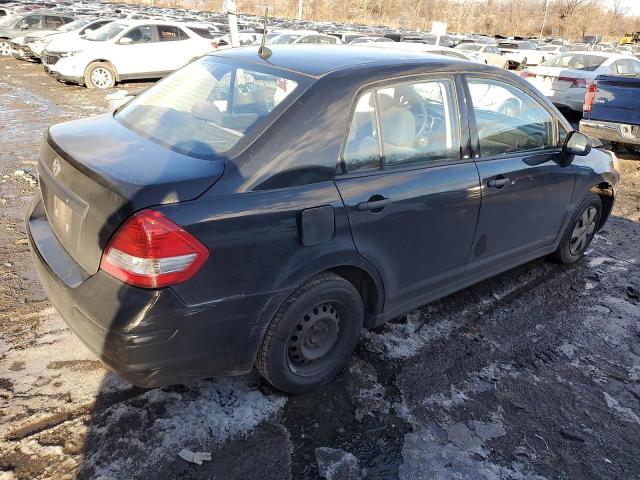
(1, 56), (639, 480)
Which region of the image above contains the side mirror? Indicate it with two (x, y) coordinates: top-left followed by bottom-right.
(558, 131), (591, 167)
(118, 37), (133, 45)
(564, 131), (591, 156)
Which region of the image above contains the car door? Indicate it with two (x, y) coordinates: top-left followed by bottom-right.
(463, 76), (576, 274)
(335, 77), (481, 314)
(112, 25), (159, 77)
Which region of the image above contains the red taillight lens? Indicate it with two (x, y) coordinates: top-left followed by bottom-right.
(583, 83), (598, 112)
(520, 71), (537, 79)
(558, 76), (587, 88)
(211, 41), (218, 48)
(100, 209), (209, 288)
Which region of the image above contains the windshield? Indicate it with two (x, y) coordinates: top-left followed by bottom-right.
(542, 53), (606, 71)
(86, 22), (126, 41)
(539, 45), (558, 51)
(267, 34), (302, 44)
(457, 44), (482, 51)
(116, 57), (307, 159)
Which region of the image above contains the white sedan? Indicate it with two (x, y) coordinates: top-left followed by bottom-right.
(42, 20), (217, 89)
(455, 43), (509, 68)
(521, 52), (640, 111)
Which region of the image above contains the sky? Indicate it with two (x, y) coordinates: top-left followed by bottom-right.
(601, 0), (640, 16)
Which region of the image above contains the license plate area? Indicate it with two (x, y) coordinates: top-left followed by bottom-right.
(40, 169), (88, 254)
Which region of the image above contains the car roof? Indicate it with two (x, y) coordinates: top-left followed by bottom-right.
(211, 44), (464, 77)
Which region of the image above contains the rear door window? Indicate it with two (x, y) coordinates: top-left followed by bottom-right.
(343, 91), (381, 172)
(157, 25), (184, 42)
(44, 16), (64, 29)
(377, 79), (460, 167)
(342, 79), (461, 172)
(467, 78), (555, 157)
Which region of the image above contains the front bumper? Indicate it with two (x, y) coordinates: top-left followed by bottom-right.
(26, 195), (287, 387)
(44, 56), (85, 85)
(579, 119), (640, 146)
(11, 43), (38, 61)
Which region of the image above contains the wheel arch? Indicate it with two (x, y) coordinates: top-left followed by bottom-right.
(85, 59), (119, 82)
(591, 182), (615, 228)
(327, 265), (383, 328)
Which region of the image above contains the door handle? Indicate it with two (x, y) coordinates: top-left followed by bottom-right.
(356, 197), (392, 212)
(487, 177), (510, 188)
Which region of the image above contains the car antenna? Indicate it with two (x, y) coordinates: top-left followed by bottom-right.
(258, 5), (272, 60)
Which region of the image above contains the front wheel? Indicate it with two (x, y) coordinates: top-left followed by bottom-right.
(0, 40), (11, 56)
(552, 193), (602, 264)
(84, 62), (116, 89)
(256, 273), (363, 393)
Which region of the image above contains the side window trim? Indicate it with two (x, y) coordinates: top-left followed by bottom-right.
(462, 73), (564, 161)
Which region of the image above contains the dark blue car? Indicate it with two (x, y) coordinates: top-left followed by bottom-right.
(27, 46), (620, 392)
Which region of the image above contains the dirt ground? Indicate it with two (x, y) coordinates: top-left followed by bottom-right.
(1, 56), (639, 480)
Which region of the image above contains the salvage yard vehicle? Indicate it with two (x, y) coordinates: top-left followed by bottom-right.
(497, 40), (548, 68)
(580, 74), (640, 152)
(0, 10), (74, 56)
(16, 17), (115, 61)
(267, 31), (341, 45)
(27, 45), (619, 393)
(521, 52), (640, 111)
(455, 43), (509, 68)
(42, 19), (217, 88)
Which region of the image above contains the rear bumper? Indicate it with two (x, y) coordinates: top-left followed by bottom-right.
(579, 119), (640, 146)
(26, 195), (289, 387)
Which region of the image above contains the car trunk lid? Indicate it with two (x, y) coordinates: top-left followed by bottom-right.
(526, 67), (592, 92)
(39, 113), (224, 275)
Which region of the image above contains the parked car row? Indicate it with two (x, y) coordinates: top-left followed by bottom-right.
(2, 0), (638, 95)
(520, 52), (640, 112)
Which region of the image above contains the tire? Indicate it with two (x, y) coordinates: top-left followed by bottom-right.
(552, 193), (602, 264)
(84, 62), (116, 89)
(0, 40), (11, 57)
(256, 273), (363, 393)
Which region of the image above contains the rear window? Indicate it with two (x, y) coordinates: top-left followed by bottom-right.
(457, 44), (482, 51)
(189, 26), (214, 39)
(542, 54), (606, 71)
(115, 58), (308, 159)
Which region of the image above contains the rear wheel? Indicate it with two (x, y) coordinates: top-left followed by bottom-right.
(552, 193), (602, 264)
(0, 40), (11, 56)
(256, 273), (363, 393)
(84, 62), (116, 89)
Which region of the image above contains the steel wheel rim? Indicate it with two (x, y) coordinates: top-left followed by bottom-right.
(91, 67), (112, 88)
(0, 42), (10, 56)
(570, 206), (597, 255)
(287, 302), (341, 376)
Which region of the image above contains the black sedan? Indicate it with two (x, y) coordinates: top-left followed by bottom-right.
(27, 45), (620, 392)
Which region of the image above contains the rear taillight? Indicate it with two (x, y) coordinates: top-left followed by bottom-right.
(583, 82), (598, 112)
(211, 41), (218, 48)
(100, 209), (209, 288)
(520, 71), (537, 79)
(558, 76), (587, 88)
